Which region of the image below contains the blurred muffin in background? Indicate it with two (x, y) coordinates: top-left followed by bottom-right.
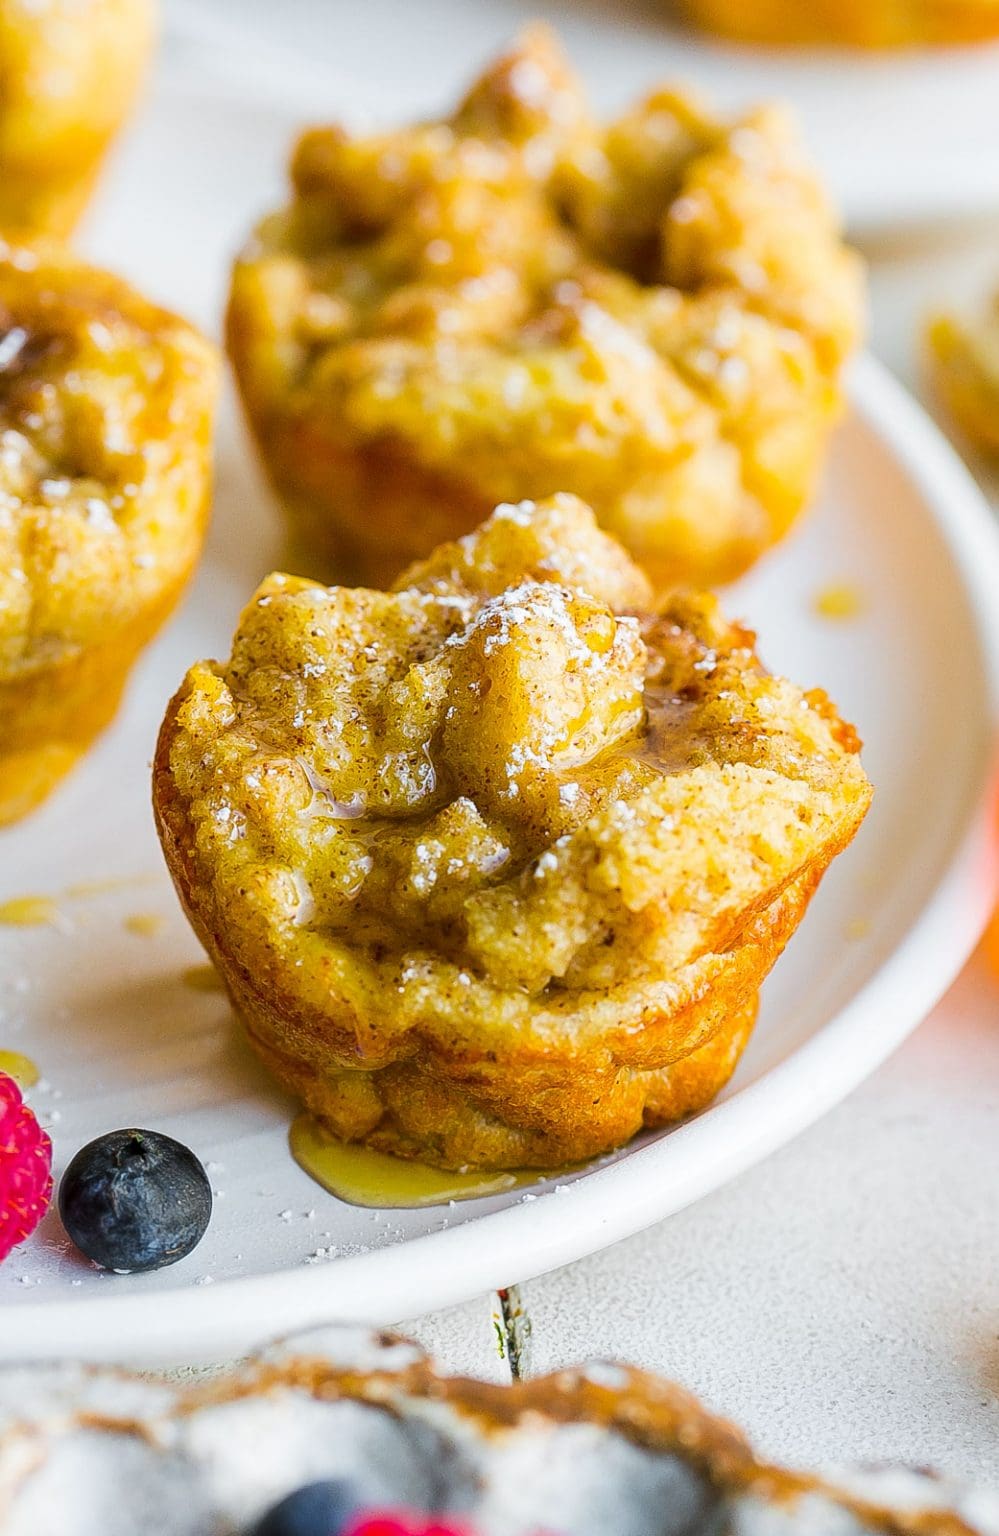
(0, 0), (156, 238)
(927, 297), (999, 453)
(0, 237), (218, 825)
(227, 26), (862, 592)
(677, 0), (999, 47)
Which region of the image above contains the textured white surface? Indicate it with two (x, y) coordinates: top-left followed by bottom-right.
(515, 951), (999, 1478)
(399, 1294), (512, 1384)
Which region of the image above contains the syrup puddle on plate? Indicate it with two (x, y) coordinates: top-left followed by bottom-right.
(290, 1114), (553, 1209)
(0, 1051), (39, 1088)
(181, 963), (226, 992)
(0, 896), (60, 927)
(122, 912), (165, 938)
(0, 875), (159, 930)
(812, 582), (865, 621)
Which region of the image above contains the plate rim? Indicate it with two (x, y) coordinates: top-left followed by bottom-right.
(5, 353), (999, 1365)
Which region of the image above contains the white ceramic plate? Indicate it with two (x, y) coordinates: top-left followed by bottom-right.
(1, 59), (998, 1366)
(164, 0), (999, 241)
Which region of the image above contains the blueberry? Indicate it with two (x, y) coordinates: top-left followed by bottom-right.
(252, 1479), (364, 1536)
(58, 1129), (212, 1273)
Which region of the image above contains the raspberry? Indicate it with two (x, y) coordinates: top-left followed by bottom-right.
(347, 1519), (476, 1536)
(0, 1072), (52, 1260)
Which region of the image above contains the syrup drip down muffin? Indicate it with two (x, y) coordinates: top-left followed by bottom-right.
(0, 238), (219, 825)
(154, 495), (872, 1172)
(227, 27), (863, 591)
(0, 0), (156, 238)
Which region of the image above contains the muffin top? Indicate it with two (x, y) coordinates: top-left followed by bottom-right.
(158, 495), (870, 1046)
(0, 239), (218, 678)
(229, 25), (862, 585)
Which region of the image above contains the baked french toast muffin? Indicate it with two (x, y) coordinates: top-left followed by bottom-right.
(678, 0), (999, 46)
(927, 295), (999, 454)
(154, 495), (871, 1171)
(0, 0), (156, 238)
(0, 238), (218, 825)
(2, 1324), (997, 1534)
(227, 27), (862, 591)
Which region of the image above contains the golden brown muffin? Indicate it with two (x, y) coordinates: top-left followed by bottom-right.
(0, 0), (156, 238)
(926, 296), (999, 453)
(0, 237), (219, 826)
(227, 27), (862, 592)
(154, 494), (871, 1171)
(677, 0), (999, 46)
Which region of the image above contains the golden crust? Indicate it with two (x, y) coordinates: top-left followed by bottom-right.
(155, 496), (871, 1170)
(0, 0), (155, 238)
(679, 0), (999, 45)
(926, 297), (999, 455)
(226, 26), (862, 591)
(0, 237), (219, 824)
